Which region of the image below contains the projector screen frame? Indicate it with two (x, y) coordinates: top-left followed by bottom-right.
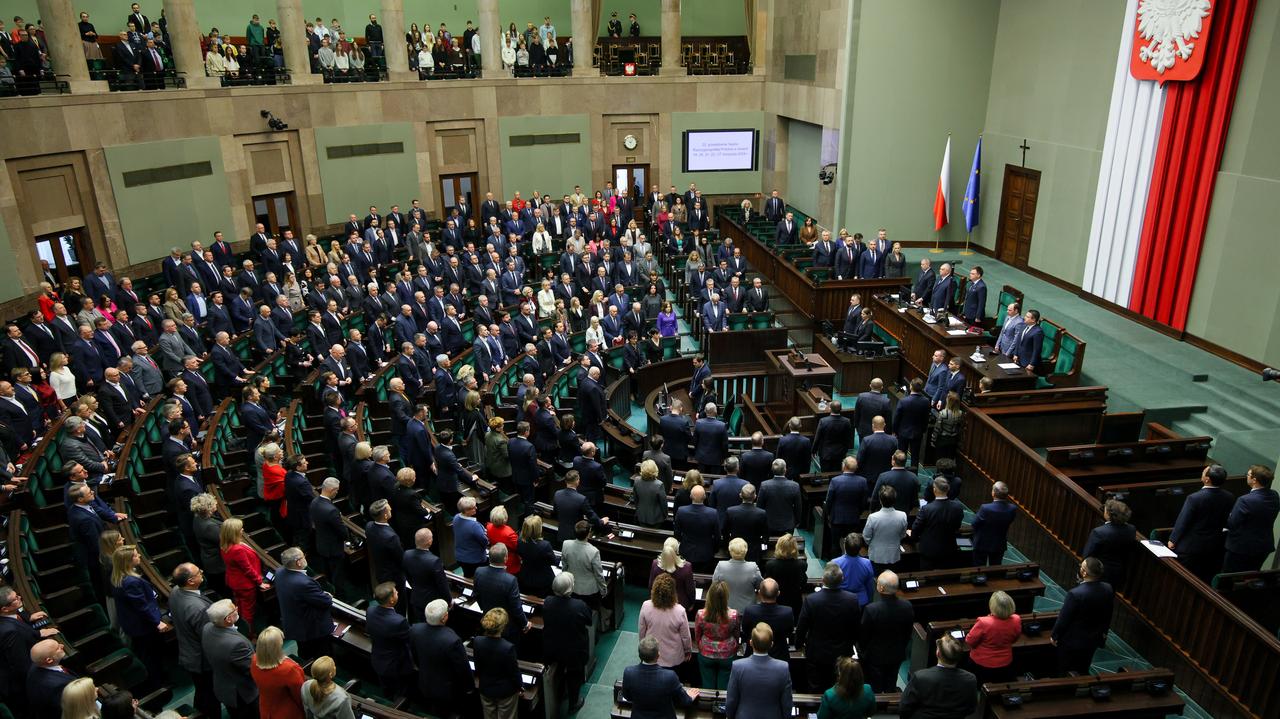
(681, 128), (760, 173)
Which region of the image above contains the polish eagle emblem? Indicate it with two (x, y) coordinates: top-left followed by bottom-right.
(1131, 0), (1214, 82)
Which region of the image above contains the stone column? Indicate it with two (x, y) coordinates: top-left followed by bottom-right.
(570, 0), (598, 77)
(275, 0), (318, 84)
(162, 0), (217, 87)
(751, 0), (771, 76)
(478, 0), (502, 78)
(379, 0), (414, 81)
(660, 0), (684, 75)
(34, 0), (108, 92)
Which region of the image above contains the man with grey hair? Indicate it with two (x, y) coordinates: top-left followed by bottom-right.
(859, 570), (915, 692)
(972, 481), (1017, 567)
(543, 571), (592, 713)
(211, 329), (252, 399)
(201, 598), (259, 718)
(692, 400), (728, 474)
(275, 547), (333, 662)
(157, 318), (192, 376)
(130, 340), (163, 395)
(623, 636), (698, 715)
(578, 364), (606, 442)
(409, 598), (474, 714)
(760, 458), (803, 535)
(474, 542), (528, 641)
(168, 562), (218, 719)
(59, 415), (112, 482)
(404, 527), (450, 622)
(310, 476), (349, 592)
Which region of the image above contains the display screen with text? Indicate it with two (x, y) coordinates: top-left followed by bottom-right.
(683, 129), (759, 172)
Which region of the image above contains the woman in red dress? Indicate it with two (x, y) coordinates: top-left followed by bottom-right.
(220, 517), (267, 634)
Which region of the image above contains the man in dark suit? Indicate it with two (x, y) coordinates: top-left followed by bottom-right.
(759, 460), (803, 536)
(621, 637), (698, 718)
(707, 456), (747, 527)
(1169, 464), (1236, 581)
(856, 418), (898, 487)
(812, 231), (835, 268)
(872, 451), (919, 513)
(368, 582), (414, 696)
(856, 240), (883, 279)
(928, 262), (956, 312)
(833, 236), (861, 280)
(775, 419), (812, 482)
(26, 639), (76, 719)
(543, 573), (593, 713)
(726, 623), (793, 718)
(812, 400), (853, 473)
(796, 564), (861, 691)
(859, 570), (916, 692)
(578, 367), (607, 442)
(403, 528), (451, 622)
(1052, 557), (1115, 675)
(509, 421), (540, 509)
(1011, 309), (1046, 372)
(474, 544), (528, 642)
(962, 266), (987, 325)
(725, 485), (770, 562)
(824, 457), (869, 553)
(912, 477), (964, 570)
(971, 481), (1017, 566)
(66, 483), (107, 599)
(775, 212), (799, 245)
(274, 548), (334, 662)
(201, 599), (259, 719)
(659, 399), (693, 467)
(852, 378), (891, 441)
(899, 636), (978, 717)
(112, 30), (143, 89)
(409, 599), (475, 715)
(309, 478), (349, 592)
(168, 564), (218, 719)
(1223, 464), (1279, 573)
(691, 404), (729, 474)
(739, 433), (775, 488)
(892, 378), (932, 467)
(365, 501), (406, 603)
(553, 471), (608, 547)
(674, 485), (720, 572)
(930, 358), (965, 412)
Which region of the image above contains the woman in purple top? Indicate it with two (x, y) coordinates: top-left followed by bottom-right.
(656, 301), (678, 338)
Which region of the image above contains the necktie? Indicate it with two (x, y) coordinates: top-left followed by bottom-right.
(16, 340), (37, 366)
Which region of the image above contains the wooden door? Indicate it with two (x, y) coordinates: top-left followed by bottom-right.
(34, 229), (93, 288)
(995, 165), (1040, 267)
(612, 164), (649, 222)
(439, 173), (479, 223)
(252, 192), (299, 236)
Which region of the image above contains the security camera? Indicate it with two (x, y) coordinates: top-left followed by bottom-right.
(1264, 367), (1280, 382)
(819, 163), (837, 185)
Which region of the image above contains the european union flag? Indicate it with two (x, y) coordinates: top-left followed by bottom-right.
(963, 136), (982, 233)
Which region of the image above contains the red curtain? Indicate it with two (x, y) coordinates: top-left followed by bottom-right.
(1128, 0), (1257, 330)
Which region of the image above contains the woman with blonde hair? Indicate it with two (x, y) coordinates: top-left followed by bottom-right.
(585, 315), (605, 347)
(531, 223), (553, 255)
(536, 278), (556, 318)
(694, 580), (740, 689)
(963, 590), (1022, 684)
(60, 677), (100, 719)
(98, 528), (123, 621)
(221, 517), (267, 631)
(649, 536), (695, 609)
(304, 234), (326, 267)
(484, 416), (512, 487)
(931, 390), (964, 460)
(281, 271), (304, 312)
(111, 544), (171, 692)
(673, 469), (702, 512)
(684, 250), (704, 287)
(517, 515), (555, 597)
(633, 459), (667, 527)
(460, 389), (487, 466)
(326, 240), (344, 266)
(764, 533), (809, 617)
(161, 287), (188, 322)
(301, 656), (355, 719)
(49, 351), (77, 400)
(485, 505), (521, 575)
(712, 538), (763, 612)
(190, 493), (226, 594)
(251, 626), (306, 719)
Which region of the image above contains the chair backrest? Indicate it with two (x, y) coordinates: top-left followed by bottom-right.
(998, 284), (1024, 311)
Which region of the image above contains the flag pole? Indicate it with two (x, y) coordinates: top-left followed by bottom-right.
(930, 231), (943, 254)
(961, 231), (974, 256)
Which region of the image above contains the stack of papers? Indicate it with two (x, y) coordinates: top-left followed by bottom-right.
(997, 362), (1021, 370)
(946, 329), (968, 336)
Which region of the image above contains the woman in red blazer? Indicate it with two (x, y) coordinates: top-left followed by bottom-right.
(964, 590), (1023, 684)
(221, 517), (267, 632)
(485, 505), (521, 574)
(251, 626), (306, 719)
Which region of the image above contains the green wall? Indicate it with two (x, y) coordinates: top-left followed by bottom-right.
(841, 0), (1000, 243)
(786, 118), (822, 219)
(594, 0), (745, 36)
(497, 115), (592, 200)
(496, 0), (569, 33)
(597, 0), (658, 35)
(1186, 0), (1280, 365)
(670, 111), (765, 195)
(0, 213), (22, 303)
(103, 137), (234, 266)
(976, 0), (1122, 285)
(314, 123), (419, 224)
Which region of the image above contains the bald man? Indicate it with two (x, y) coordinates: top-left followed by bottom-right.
(674, 484), (720, 572)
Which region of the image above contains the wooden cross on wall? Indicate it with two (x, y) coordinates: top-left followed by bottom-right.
(1019, 139), (1031, 167)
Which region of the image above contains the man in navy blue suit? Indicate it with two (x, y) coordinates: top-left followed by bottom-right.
(929, 262), (955, 312)
(727, 623), (793, 719)
(659, 399), (693, 467)
(962, 266), (988, 325)
(621, 637), (698, 718)
(811, 230), (836, 268)
(367, 581), (414, 696)
(824, 456), (869, 552)
(474, 543), (528, 642)
(509, 421), (540, 509)
(833, 235), (861, 280)
(692, 403), (729, 474)
(911, 257), (937, 304)
(26, 638), (76, 719)
(239, 387), (273, 461)
(674, 485), (720, 572)
(931, 357), (965, 410)
(856, 239), (883, 279)
(274, 547), (334, 662)
(775, 211), (799, 245)
(892, 377), (931, 468)
(1012, 309), (1045, 372)
(1224, 464), (1280, 573)
(852, 378), (891, 441)
(856, 418), (898, 491)
(739, 432), (775, 488)
(775, 418), (812, 482)
(1169, 464), (1236, 581)
(1052, 557), (1114, 675)
(871, 450), (918, 513)
(971, 481), (1017, 566)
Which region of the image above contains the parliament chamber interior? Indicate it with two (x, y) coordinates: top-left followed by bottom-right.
(3, 0), (1280, 718)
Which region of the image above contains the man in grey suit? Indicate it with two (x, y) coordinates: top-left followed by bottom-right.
(59, 417), (111, 482)
(157, 319), (194, 377)
(129, 342), (164, 395)
(726, 623), (793, 719)
(169, 563), (219, 719)
(201, 598), (259, 719)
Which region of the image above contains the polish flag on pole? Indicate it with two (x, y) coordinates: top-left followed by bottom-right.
(933, 135), (951, 232)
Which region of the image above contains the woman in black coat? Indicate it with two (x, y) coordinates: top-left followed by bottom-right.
(474, 608), (521, 718)
(516, 515), (556, 598)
